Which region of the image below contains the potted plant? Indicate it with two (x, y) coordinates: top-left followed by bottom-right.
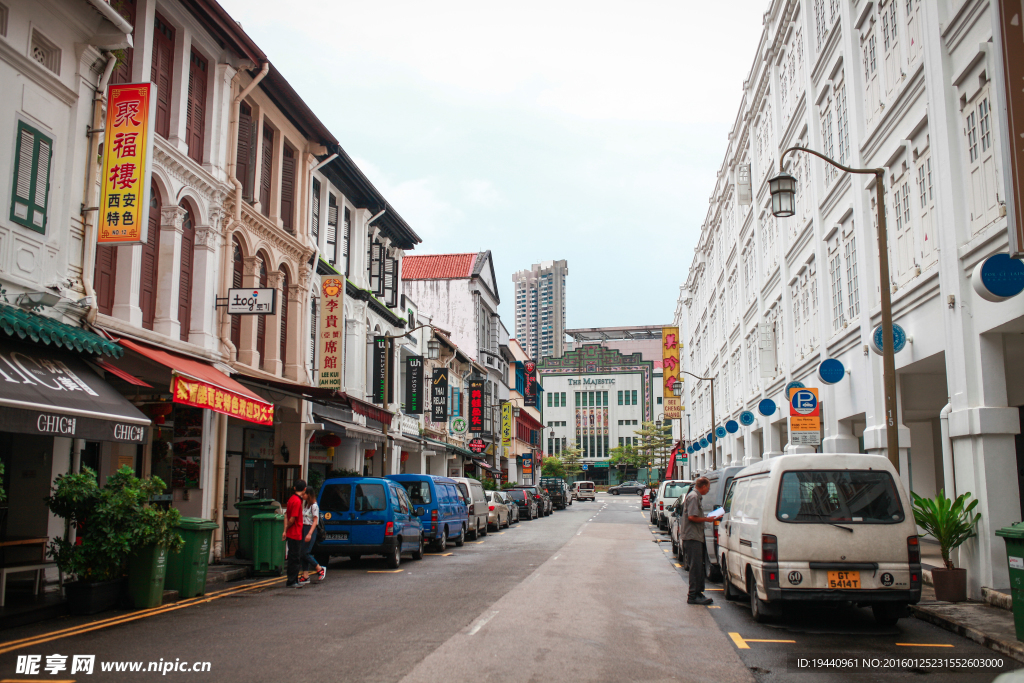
(910, 489), (981, 602)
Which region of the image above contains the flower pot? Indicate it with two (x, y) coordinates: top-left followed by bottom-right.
(931, 567), (967, 602)
(65, 578), (124, 615)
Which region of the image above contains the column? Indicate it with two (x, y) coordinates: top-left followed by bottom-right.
(261, 270), (283, 376)
(237, 255), (262, 367)
(153, 205), (185, 338)
(111, 244), (142, 325)
(168, 24), (191, 156)
(189, 225), (219, 349)
(284, 283), (304, 380)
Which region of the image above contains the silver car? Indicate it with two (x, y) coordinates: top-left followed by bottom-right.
(486, 490), (511, 530)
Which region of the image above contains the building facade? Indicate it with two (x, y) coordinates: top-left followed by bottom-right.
(512, 259), (568, 360)
(677, 0), (1023, 598)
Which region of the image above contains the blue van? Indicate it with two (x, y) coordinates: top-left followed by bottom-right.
(386, 474), (469, 551)
(313, 477), (425, 568)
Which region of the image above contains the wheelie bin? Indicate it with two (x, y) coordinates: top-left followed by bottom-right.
(127, 544), (168, 608)
(234, 498), (276, 560)
(996, 522), (1024, 641)
(165, 517), (218, 598)
(252, 513), (285, 576)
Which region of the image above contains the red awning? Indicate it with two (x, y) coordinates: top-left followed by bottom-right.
(93, 357), (152, 387)
(342, 393), (393, 426)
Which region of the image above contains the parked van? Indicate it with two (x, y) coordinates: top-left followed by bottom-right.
(314, 477), (426, 569)
(386, 474), (469, 551)
(451, 477), (489, 539)
(652, 479), (691, 529)
(573, 481), (596, 501)
(718, 454), (921, 624)
(670, 467), (746, 580)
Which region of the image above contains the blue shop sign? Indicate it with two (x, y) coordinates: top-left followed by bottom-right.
(739, 411), (755, 426)
(871, 323), (907, 355)
(758, 399), (777, 416)
(972, 253), (1024, 302)
(818, 358), (845, 385)
(725, 420), (739, 433)
(715, 426), (727, 438)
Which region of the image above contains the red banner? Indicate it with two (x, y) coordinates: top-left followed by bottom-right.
(172, 374), (273, 426)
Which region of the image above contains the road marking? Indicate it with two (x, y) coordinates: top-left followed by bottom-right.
(662, 548), (670, 552)
(467, 610), (499, 635)
(707, 606), (721, 609)
(425, 552), (454, 556)
(729, 633), (796, 650)
(367, 569), (404, 573)
(705, 588), (723, 591)
(491, 532), (505, 535)
(674, 563), (682, 568)
(895, 643), (954, 648)
(466, 541), (485, 544)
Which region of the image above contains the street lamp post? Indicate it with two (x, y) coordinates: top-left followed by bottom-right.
(768, 148), (899, 472)
(679, 370), (715, 471)
(377, 325), (441, 475)
(672, 380), (684, 480)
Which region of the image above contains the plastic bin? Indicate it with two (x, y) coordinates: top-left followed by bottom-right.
(165, 517), (219, 598)
(127, 544), (167, 609)
(252, 513), (285, 576)
(996, 522), (1024, 641)
(234, 498), (277, 560)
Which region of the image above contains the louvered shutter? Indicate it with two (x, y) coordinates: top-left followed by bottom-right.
(309, 292), (317, 375)
(279, 270), (289, 369)
(326, 194), (338, 265)
(185, 50), (207, 164)
(369, 241), (383, 295)
(259, 125), (273, 216)
(140, 187), (161, 330)
(281, 146), (296, 231)
(236, 103), (253, 201)
(151, 14), (174, 139)
(310, 178), (320, 241)
(384, 257), (398, 307)
(9, 122), (52, 233)
(178, 203), (195, 341)
(257, 261), (267, 367)
(342, 207), (351, 275)
(231, 239), (243, 350)
(95, 245), (117, 315)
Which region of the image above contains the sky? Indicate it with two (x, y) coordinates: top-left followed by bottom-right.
(218, 0), (769, 330)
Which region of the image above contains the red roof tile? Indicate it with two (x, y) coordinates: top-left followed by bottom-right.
(402, 253), (477, 280)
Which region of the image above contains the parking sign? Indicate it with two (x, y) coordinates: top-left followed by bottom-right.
(789, 388), (820, 445)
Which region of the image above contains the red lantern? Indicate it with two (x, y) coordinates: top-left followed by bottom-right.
(148, 403), (173, 417)
(321, 433), (342, 449)
(400, 451), (409, 463)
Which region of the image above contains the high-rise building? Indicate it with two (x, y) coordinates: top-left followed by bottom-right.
(512, 260), (568, 360)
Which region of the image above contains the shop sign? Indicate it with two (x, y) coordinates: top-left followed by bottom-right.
(972, 253), (1024, 301)
(523, 361), (538, 407)
(98, 83), (155, 245)
(662, 327), (681, 419)
(789, 388), (821, 446)
(469, 437), (487, 454)
(431, 368), (448, 422)
(405, 356), (423, 415)
(739, 410), (755, 426)
(245, 429), (274, 460)
(468, 379), (485, 433)
(501, 402), (512, 449)
(450, 415), (467, 435)
(869, 324), (907, 355)
(172, 374), (273, 426)
(318, 276), (345, 389)
(372, 336), (393, 404)
(227, 288), (277, 315)
(757, 399), (776, 416)
(785, 380), (805, 399)
(818, 358), (845, 385)
(725, 420), (739, 434)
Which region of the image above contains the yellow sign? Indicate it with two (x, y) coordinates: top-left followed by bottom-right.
(318, 275), (345, 389)
(98, 83), (156, 245)
(662, 327), (681, 419)
(501, 402), (512, 452)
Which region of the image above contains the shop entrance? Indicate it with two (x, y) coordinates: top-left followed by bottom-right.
(244, 459), (273, 500)
(273, 465), (300, 504)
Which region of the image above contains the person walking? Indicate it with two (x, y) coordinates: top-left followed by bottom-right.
(681, 476), (720, 605)
(283, 479), (306, 588)
(299, 486), (325, 584)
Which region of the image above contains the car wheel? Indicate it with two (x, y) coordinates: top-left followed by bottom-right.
(503, 514), (509, 529)
(748, 572), (771, 623)
(436, 528), (448, 552)
(385, 541), (401, 569)
(479, 520), (488, 537)
(671, 537), (678, 554)
(454, 525), (465, 547)
(412, 534), (425, 561)
(612, 491), (619, 495)
(723, 561), (741, 601)
(705, 549), (722, 582)
(872, 604), (902, 626)
(468, 522), (478, 540)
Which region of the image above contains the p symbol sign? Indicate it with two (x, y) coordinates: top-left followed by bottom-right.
(791, 389), (818, 416)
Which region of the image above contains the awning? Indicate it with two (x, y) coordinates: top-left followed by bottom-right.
(238, 373), (392, 427)
(316, 415), (385, 443)
(0, 338), (149, 442)
(94, 357), (152, 387)
(0, 303), (123, 358)
(116, 338), (273, 426)
(422, 436), (474, 458)
(472, 458), (493, 471)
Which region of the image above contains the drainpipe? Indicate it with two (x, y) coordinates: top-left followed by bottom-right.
(939, 402), (955, 498)
(213, 412), (228, 561)
(82, 51), (119, 325)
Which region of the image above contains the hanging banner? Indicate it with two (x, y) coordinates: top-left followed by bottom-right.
(172, 374), (273, 426)
(501, 401), (512, 451)
(372, 337), (392, 404)
(523, 360), (538, 407)
(468, 379), (485, 433)
(431, 368), (448, 422)
(317, 276), (345, 389)
(662, 326), (681, 419)
(406, 356), (423, 415)
(98, 82), (156, 245)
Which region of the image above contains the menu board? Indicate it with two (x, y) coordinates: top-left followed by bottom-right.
(171, 406), (203, 489)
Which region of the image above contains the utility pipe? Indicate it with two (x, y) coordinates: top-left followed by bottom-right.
(939, 402), (955, 498)
(212, 412), (228, 561)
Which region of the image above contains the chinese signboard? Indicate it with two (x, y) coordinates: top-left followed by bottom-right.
(406, 356), (423, 415)
(172, 374), (273, 426)
(99, 83), (156, 245)
(662, 326), (681, 419)
(317, 276), (345, 390)
(501, 401), (512, 451)
(228, 288), (277, 315)
(372, 337), (392, 404)
(789, 387), (821, 446)
(468, 379), (485, 433)
(523, 360), (538, 407)
(431, 368), (448, 422)
(468, 437), (487, 454)
(996, 0), (1024, 257)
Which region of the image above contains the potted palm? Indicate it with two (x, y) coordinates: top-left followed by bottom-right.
(910, 490), (981, 602)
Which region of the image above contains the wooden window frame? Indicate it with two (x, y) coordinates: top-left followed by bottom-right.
(9, 120), (52, 233)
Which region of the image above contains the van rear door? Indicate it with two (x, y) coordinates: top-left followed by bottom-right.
(319, 482), (353, 545)
(350, 481), (390, 546)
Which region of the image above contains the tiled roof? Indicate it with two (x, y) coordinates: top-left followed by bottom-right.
(402, 253), (477, 280)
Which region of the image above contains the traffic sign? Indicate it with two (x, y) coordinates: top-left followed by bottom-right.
(739, 411), (755, 426)
(757, 399), (777, 416)
(581, 463), (588, 470)
(725, 420), (739, 433)
(789, 387), (820, 445)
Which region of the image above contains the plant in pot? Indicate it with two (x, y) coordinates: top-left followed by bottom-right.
(46, 466), (184, 614)
(910, 489), (981, 602)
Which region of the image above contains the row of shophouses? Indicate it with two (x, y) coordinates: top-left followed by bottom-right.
(675, 0), (1022, 599)
(1, 0), (543, 568)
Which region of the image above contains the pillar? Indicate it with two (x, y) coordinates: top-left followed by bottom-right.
(189, 225), (219, 349)
(111, 244), (142, 325)
(153, 205), (185, 338)
(261, 270), (284, 376)
(237, 255), (262, 367)
(284, 282), (304, 380)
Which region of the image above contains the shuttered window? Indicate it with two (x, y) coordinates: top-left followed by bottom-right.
(140, 185), (162, 330)
(279, 269), (288, 370)
(95, 243), (117, 315)
(309, 291), (317, 375)
(110, 0), (136, 85)
(257, 259), (267, 367)
(384, 256), (398, 307)
(280, 145), (296, 232)
(185, 49), (207, 164)
(310, 178), (320, 241)
(150, 14), (174, 139)
(259, 123), (273, 217)
(230, 238), (243, 351)
(9, 121), (52, 233)
(178, 201), (195, 341)
(342, 207), (351, 276)
(368, 240), (383, 296)
(236, 102), (256, 202)
(326, 194), (338, 265)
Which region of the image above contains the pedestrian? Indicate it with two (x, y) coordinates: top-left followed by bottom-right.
(681, 476), (720, 605)
(299, 486), (325, 584)
(283, 479), (306, 588)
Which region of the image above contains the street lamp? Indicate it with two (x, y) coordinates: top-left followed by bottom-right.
(768, 148), (900, 472)
(426, 337), (441, 360)
(679, 370), (716, 470)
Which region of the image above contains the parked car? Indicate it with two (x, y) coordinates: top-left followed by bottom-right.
(514, 485), (551, 516)
(653, 480), (691, 530)
(452, 477), (489, 539)
(314, 477), (425, 568)
(718, 454), (921, 625)
(642, 488), (652, 510)
(572, 481), (596, 501)
(539, 477), (568, 509)
(608, 481), (646, 495)
(386, 474), (468, 551)
(678, 467), (745, 580)
(485, 490), (512, 530)
(505, 488), (538, 519)
(503, 491), (520, 523)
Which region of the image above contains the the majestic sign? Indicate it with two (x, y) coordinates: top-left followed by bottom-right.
(662, 326), (681, 419)
(431, 368), (448, 422)
(98, 83), (156, 245)
(468, 379), (485, 432)
(227, 288), (277, 315)
(405, 356), (423, 415)
(501, 401), (512, 450)
(318, 276), (345, 389)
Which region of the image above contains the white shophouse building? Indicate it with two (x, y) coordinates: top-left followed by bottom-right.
(678, 0), (1024, 598)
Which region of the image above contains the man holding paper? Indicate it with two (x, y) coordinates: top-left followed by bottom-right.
(682, 477), (722, 605)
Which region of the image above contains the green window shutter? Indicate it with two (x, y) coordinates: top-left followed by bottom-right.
(10, 121), (52, 233)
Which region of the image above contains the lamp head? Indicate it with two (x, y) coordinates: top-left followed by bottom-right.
(768, 171), (797, 218)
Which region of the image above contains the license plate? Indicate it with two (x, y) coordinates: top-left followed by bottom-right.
(827, 570), (860, 589)
(325, 532), (348, 541)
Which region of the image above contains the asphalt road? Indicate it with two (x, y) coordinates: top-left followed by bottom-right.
(0, 494), (1019, 683)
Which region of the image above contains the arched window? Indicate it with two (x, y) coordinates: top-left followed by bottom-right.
(178, 200), (196, 341)
(230, 237), (243, 350)
(256, 256), (268, 368)
(140, 183), (162, 330)
(279, 267), (289, 371)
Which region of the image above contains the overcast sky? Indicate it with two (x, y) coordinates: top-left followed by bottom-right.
(218, 0), (768, 330)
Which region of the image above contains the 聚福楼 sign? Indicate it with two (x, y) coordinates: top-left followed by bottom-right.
(98, 83), (156, 245)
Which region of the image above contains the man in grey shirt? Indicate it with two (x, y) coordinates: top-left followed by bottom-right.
(681, 476), (719, 605)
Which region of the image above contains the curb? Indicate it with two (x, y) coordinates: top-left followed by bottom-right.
(910, 603), (1024, 664)
(983, 587), (1013, 611)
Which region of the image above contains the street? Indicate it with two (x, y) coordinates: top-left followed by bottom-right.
(1, 495), (1017, 683)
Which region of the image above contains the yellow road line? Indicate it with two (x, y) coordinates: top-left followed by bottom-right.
(425, 552), (454, 556)
(674, 563), (682, 568)
(3, 679), (76, 682)
(707, 606), (721, 609)
(896, 643), (954, 647)
(729, 632), (796, 649)
(705, 588), (723, 591)
(367, 570), (403, 573)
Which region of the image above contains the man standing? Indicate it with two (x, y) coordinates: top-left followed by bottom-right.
(681, 476), (719, 605)
(283, 479), (306, 588)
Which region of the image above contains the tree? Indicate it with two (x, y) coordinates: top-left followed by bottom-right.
(634, 421), (673, 481)
(559, 446), (583, 481)
(608, 443), (645, 482)
(541, 456), (566, 478)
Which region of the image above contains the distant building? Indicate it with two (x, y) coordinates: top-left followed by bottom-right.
(512, 260), (568, 360)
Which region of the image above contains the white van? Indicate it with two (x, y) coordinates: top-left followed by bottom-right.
(718, 454), (921, 625)
(572, 481), (596, 501)
(653, 479), (691, 529)
(452, 477), (489, 539)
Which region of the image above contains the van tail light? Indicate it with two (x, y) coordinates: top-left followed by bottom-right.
(385, 522), (394, 536)
(659, 501), (663, 511)
(761, 534), (778, 563)
(713, 520), (719, 542)
(431, 509), (438, 522)
(489, 505), (495, 511)
(908, 535), (921, 564)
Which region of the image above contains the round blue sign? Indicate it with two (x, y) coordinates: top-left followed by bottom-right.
(686, 445), (693, 454)
(758, 399), (777, 416)
(871, 324), (907, 355)
(739, 411), (755, 426)
(707, 432), (713, 442)
(785, 380), (805, 397)
(972, 253), (1024, 301)
(715, 426), (727, 438)
(700, 437), (709, 448)
(726, 420), (739, 433)
(692, 441), (701, 451)
(818, 358), (845, 385)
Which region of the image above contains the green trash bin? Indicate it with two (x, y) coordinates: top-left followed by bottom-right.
(996, 522), (1024, 641)
(252, 513), (285, 576)
(165, 517), (219, 598)
(127, 544), (168, 609)
(234, 498), (277, 560)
